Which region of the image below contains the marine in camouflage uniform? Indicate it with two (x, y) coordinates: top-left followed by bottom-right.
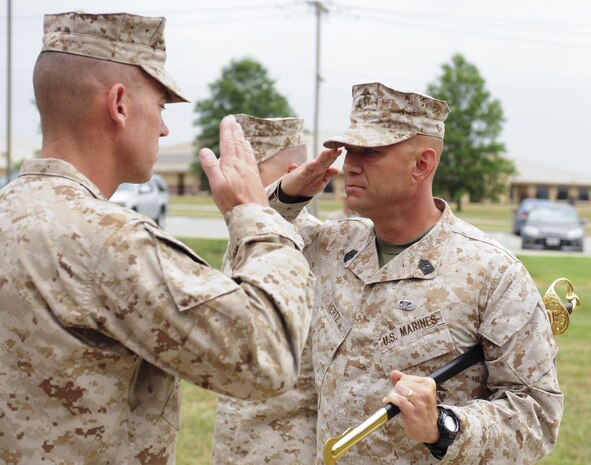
(0, 12), (314, 465)
(266, 82), (563, 464)
(213, 115), (319, 465)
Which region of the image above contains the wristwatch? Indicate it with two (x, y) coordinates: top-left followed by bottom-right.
(425, 406), (460, 460)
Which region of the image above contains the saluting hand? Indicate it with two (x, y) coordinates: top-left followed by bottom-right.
(280, 148), (342, 198)
(199, 115), (269, 213)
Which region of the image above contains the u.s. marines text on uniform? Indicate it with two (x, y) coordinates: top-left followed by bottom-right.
(0, 12), (314, 465)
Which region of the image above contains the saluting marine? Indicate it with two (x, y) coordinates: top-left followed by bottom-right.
(266, 82), (563, 464)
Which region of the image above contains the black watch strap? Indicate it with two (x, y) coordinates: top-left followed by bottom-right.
(425, 406), (460, 460)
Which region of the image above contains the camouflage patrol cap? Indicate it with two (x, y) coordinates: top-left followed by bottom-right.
(323, 82), (449, 149)
(41, 12), (189, 103)
(234, 114), (305, 164)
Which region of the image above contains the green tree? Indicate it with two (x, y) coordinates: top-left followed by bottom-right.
(427, 54), (515, 211)
(193, 57), (295, 191)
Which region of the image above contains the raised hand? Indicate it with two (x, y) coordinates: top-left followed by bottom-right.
(199, 115), (269, 213)
(280, 148), (342, 198)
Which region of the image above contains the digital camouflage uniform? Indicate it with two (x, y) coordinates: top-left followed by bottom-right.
(0, 158), (315, 464)
(269, 196), (562, 465)
(213, 115), (319, 465)
(0, 12), (315, 464)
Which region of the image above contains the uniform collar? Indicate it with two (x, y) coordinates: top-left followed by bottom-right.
(20, 158), (107, 200)
(345, 199), (454, 284)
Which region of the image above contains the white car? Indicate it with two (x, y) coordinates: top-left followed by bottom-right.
(109, 174), (169, 227)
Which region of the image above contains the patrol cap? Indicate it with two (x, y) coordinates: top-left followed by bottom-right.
(234, 114), (305, 164)
(323, 82), (449, 149)
(41, 12), (189, 103)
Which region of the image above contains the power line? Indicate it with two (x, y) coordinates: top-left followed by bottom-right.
(337, 3), (591, 31)
(5, 0), (12, 181)
(337, 11), (591, 50)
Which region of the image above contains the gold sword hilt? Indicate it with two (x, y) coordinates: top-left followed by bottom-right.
(323, 278), (581, 464)
(544, 277), (581, 335)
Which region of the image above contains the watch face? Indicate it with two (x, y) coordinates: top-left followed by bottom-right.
(443, 413), (459, 433)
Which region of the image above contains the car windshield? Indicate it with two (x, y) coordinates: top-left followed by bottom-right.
(528, 206), (579, 224)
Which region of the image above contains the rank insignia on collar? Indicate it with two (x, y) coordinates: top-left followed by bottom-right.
(344, 249), (358, 263)
(398, 300), (415, 311)
(418, 259), (435, 275)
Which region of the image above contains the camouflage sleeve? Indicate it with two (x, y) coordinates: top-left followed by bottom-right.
(266, 179), (310, 222)
(442, 261), (563, 464)
(212, 336), (318, 465)
(212, 206), (320, 464)
(265, 180), (323, 251)
(85, 204), (315, 401)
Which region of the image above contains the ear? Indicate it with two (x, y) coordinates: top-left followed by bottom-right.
(107, 83), (127, 128)
(413, 148), (438, 181)
(286, 162), (299, 174)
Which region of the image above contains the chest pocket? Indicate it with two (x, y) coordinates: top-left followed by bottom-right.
(377, 310), (456, 376)
(311, 302), (352, 391)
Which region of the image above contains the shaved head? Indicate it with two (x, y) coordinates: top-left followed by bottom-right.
(33, 52), (146, 134)
(408, 135), (444, 158)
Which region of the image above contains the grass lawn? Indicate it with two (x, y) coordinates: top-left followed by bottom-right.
(175, 239), (591, 465)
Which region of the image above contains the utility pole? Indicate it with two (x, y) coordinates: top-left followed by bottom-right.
(5, 0), (12, 182)
(307, 1), (328, 217)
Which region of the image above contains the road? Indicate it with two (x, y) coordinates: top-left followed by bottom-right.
(166, 216), (591, 257)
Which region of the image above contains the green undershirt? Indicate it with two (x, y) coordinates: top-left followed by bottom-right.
(376, 228), (433, 268)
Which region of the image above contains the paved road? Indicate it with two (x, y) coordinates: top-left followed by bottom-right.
(166, 216), (591, 257)
(167, 216), (230, 239)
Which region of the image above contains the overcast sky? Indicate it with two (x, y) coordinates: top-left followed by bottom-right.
(1, 0), (590, 175)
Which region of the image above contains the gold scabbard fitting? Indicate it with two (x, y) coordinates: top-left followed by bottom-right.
(323, 408), (389, 465)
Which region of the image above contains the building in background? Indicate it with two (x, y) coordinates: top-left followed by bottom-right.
(510, 159), (591, 204)
(153, 143), (200, 195)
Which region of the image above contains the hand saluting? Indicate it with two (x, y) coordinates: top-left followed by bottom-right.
(199, 115), (269, 213)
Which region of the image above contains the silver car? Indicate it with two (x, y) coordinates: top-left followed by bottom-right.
(521, 203), (585, 252)
(109, 174), (169, 227)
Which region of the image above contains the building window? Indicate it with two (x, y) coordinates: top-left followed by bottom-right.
(536, 186), (549, 199)
(557, 186), (569, 200)
(578, 187), (589, 201)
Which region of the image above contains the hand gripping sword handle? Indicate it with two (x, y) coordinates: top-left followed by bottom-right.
(383, 344), (485, 419)
(324, 346), (485, 465)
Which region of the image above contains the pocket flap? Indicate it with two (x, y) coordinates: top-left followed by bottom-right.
(148, 224), (240, 311)
(312, 303), (352, 390)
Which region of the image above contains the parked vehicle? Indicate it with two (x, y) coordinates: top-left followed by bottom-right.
(512, 198), (553, 235)
(521, 203), (585, 252)
(109, 174), (169, 227)
(0, 172), (19, 189)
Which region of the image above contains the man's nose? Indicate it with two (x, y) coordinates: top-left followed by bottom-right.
(160, 118), (169, 137)
(343, 152), (362, 174)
